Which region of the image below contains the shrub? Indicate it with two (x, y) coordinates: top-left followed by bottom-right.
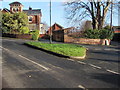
(32, 30), (40, 40)
(104, 25), (111, 30)
(20, 27), (29, 34)
(83, 29), (100, 39)
(83, 29), (114, 39)
(100, 29), (114, 39)
(2, 27), (9, 33)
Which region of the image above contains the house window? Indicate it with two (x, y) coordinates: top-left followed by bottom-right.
(16, 8), (19, 12)
(12, 8), (19, 12)
(28, 16), (33, 22)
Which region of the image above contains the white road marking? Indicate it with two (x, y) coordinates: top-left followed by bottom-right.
(67, 58), (74, 61)
(106, 69), (120, 75)
(2, 46), (120, 76)
(78, 85), (86, 89)
(77, 61), (86, 65)
(0, 46), (9, 51)
(19, 55), (49, 70)
(89, 64), (102, 69)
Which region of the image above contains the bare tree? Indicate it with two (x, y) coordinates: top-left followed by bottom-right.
(64, 0), (117, 30)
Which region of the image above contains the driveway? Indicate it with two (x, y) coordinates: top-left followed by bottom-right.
(1, 38), (120, 88)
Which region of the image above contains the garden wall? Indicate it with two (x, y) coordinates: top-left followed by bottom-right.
(64, 35), (110, 45)
(2, 33), (32, 40)
(45, 29), (111, 45)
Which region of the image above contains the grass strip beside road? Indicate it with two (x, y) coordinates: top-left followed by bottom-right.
(25, 42), (86, 57)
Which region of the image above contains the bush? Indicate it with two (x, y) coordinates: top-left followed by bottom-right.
(83, 29), (114, 39)
(32, 30), (40, 40)
(2, 27), (10, 33)
(20, 27), (29, 34)
(104, 25), (111, 30)
(100, 29), (114, 39)
(83, 29), (100, 39)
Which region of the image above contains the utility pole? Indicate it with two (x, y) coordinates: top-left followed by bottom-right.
(110, 0), (113, 31)
(119, 1), (120, 26)
(49, 0), (52, 44)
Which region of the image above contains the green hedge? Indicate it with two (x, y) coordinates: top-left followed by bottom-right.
(83, 29), (113, 39)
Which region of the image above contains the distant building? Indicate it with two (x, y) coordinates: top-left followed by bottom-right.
(113, 26), (120, 33)
(1, 1), (42, 33)
(40, 23), (47, 34)
(47, 23), (64, 35)
(84, 20), (92, 30)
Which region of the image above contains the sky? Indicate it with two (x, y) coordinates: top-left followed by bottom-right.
(1, 0), (119, 28)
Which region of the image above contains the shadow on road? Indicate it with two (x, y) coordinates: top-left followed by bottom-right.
(91, 73), (120, 88)
(88, 58), (120, 63)
(90, 50), (119, 57)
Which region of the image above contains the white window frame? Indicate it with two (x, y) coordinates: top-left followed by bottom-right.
(28, 16), (33, 22)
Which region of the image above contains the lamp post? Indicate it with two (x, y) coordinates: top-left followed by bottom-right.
(49, 0), (52, 44)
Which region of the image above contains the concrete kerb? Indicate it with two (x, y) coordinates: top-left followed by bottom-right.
(24, 43), (86, 60)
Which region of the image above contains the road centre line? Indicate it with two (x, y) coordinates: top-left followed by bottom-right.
(18, 55), (49, 71)
(77, 61), (86, 65)
(89, 64), (102, 69)
(1, 46), (120, 75)
(106, 69), (120, 75)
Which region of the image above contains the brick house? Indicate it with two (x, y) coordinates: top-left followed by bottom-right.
(113, 26), (120, 33)
(112, 26), (120, 42)
(47, 23), (64, 35)
(1, 1), (42, 32)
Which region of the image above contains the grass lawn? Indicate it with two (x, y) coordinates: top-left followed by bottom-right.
(25, 42), (86, 57)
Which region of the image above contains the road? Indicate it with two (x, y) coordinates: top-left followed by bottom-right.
(1, 38), (120, 88)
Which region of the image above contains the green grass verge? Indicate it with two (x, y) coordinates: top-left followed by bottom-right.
(25, 42), (86, 57)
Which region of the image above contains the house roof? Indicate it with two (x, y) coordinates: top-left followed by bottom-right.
(23, 9), (42, 16)
(113, 26), (120, 29)
(54, 23), (64, 29)
(64, 27), (75, 31)
(9, 1), (23, 5)
(2, 8), (10, 12)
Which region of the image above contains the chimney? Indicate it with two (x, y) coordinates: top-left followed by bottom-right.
(29, 6), (32, 10)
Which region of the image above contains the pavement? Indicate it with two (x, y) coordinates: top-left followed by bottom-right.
(1, 38), (120, 88)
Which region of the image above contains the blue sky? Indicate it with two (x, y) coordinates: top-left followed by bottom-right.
(1, 0), (119, 28)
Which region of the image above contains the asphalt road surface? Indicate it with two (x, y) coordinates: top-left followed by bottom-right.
(1, 38), (120, 88)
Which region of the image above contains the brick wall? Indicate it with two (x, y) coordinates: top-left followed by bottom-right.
(2, 33), (32, 39)
(64, 35), (110, 45)
(52, 29), (111, 45)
